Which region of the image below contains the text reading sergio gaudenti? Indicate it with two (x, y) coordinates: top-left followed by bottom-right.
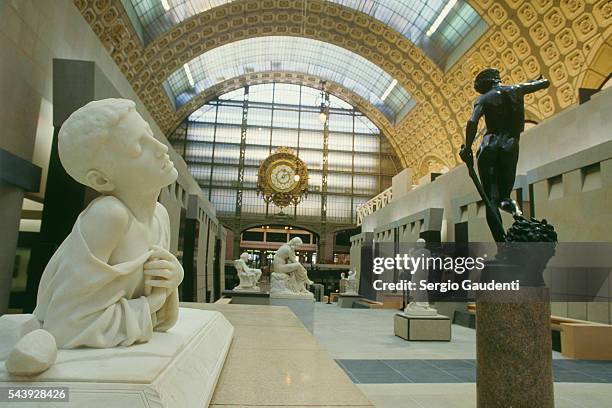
(371, 254), (520, 292)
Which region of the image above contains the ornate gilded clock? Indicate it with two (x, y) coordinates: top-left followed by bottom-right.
(257, 147), (308, 209)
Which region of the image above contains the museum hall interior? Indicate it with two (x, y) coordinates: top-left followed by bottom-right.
(1, 0), (611, 406)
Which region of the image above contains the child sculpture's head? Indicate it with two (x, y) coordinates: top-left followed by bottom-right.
(59, 99), (178, 194)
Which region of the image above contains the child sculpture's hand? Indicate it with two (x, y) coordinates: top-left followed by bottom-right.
(144, 246), (184, 293)
(146, 287), (167, 313)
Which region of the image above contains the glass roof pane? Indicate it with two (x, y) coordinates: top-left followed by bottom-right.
(163, 36), (414, 122)
(125, 0), (486, 69)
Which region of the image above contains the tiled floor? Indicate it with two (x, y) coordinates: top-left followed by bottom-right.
(337, 358), (612, 384)
(314, 303), (478, 359)
(313, 303), (612, 407)
(358, 383), (612, 408)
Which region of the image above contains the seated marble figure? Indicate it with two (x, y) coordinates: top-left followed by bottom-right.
(270, 237), (313, 297)
(5, 99), (184, 374)
(233, 252), (262, 291)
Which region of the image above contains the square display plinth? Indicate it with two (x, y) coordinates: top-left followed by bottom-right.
(222, 290), (270, 305)
(337, 293), (361, 308)
(394, 313), (451, 341)
(0, 308), (233, 407)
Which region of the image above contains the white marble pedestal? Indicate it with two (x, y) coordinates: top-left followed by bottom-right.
(337, 293), (361, 308)
(0, 308), (233, 407)
(270, 293), (315, 333)
(223, 290), (270, 305)
(394, 313), (451, 341)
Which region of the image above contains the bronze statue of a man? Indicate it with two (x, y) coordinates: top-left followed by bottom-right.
(460, 68), (550, 242)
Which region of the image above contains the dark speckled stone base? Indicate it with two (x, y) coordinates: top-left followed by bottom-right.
(476, 287), (553, 408)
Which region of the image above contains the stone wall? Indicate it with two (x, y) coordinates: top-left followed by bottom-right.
(0, 0), (218, 312)
(357, 87), (612, 323)
(349, 232), (372, 283)
(362, 87), (612, 243)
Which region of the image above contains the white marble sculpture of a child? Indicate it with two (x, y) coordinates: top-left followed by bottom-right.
(33, 98), (184, 349)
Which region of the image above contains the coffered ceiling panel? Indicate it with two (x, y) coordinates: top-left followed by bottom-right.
(76, 0), (612, 180)
(162, 36), (415, 122)
(125, 0), (485, 68)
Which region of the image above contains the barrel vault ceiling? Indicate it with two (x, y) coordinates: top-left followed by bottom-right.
(74, 0), (611, 179)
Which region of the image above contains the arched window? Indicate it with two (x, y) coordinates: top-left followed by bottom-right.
(169, 83), (401, 224)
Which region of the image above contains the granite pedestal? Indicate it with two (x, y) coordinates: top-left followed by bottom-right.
(0, 308), (233, 407)
(222, 290), (270, 305)
(394, 313), (451, 341)
(476, 287), (553, 408)
(270, 293), (315, 333)
(337, 293), (361, 308)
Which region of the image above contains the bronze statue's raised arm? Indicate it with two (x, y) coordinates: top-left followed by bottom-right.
(518, 76), (550, 95)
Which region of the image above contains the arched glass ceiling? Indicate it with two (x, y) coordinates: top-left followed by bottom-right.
(124, 0), (486, 69)
(179, 83), (395, 219)
(162, 36), (416, 123)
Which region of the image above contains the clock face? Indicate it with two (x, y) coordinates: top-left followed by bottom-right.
(269, 162), (298, 192)
(257, 147), (308, 209)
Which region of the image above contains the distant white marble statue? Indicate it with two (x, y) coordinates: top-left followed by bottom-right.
(404, 239), (437, 316)
(340, 270), (359, 295)
(3, 99), (184, 375)
(233, 252), (261, 291)
(270, 237), (313, 297)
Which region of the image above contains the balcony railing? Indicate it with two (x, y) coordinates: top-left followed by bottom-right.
(355, 187), (392, 225)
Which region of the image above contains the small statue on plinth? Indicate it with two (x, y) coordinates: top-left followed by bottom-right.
(2, 99), (184, 375)
(404, 239), (437, 316)
(340, 270), (359, 295)
(270, 237), (313, 297)
(233, 252), (261, 291)
(459, 68), (557, 284)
